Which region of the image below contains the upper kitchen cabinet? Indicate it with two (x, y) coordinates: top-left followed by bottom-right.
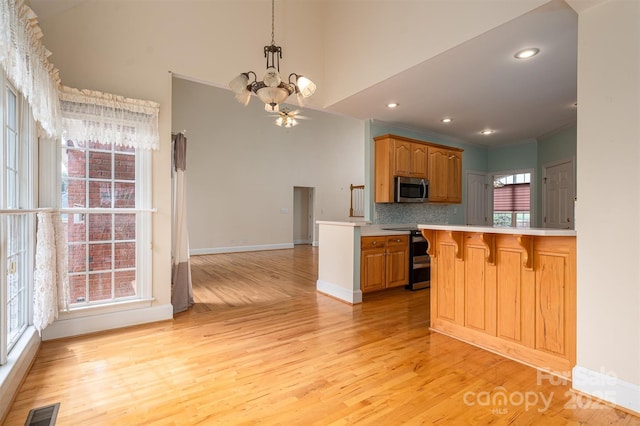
(393, 140), (428, 178)
(428, 147), (463, 203)
(374, 134), (463, 204)
(374, 135), (428, 203)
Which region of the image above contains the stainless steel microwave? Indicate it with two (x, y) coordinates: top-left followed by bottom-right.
(395, 176), (429, 203)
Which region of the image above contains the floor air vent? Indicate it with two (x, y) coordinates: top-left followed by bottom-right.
(25, 402), (60, 426)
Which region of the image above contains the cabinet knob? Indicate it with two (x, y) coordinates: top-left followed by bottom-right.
(372, 241), (377, 245)
(396, 239), (401, 242)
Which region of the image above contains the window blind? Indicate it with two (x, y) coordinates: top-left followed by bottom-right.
(494, 183), (530, 211)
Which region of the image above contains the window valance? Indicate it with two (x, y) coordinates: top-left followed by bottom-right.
(0, 0), (63, 138)
(60, 85), (160, 151)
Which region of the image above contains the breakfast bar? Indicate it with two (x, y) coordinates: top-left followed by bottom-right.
(418, 224), (577, 377)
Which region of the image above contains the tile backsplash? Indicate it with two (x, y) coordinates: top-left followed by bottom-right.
(374, 203), (450, 224)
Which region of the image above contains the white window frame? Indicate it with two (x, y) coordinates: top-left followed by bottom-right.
(491, 168), (535, 228)
(53, 143), (153, 312)
(1, 76), (36, 365)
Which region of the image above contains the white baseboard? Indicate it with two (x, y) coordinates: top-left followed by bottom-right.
(41, 303), (174, 341)
(0, 327), (40, 421)
(572, 365), (640, 414)
(191, 243), (294, 255)
(316, 279), (362, 304)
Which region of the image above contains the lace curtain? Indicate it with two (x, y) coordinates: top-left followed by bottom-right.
(60, 85), (160, 150)
(33, 211), (69, 335)
(0, 0), (62, 138)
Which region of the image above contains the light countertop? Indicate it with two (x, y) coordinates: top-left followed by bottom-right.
(316, 221), (417, 236)
(417, 224), (576, 237)
(316, 221), (576, 237)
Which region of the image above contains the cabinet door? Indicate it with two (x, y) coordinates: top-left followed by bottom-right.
(534, 237), (576, 361)
(428, 147), (448, 202)
(361, 248), (386, 293)
(374, 137), (394, 203)
(410, 143), (428, 178)
(393, 141), (412, 176)
(464, 234), (496, 335)
(432, 232), (464, 324)
(447, 151), (462, 203)
(386, 236), (409, 288)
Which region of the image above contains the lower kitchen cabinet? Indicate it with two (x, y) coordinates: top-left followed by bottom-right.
(360, 235), (409, 293)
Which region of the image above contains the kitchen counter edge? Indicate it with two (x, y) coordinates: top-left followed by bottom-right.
(316, 221), (414, 236)
(417, 224), (576, 237)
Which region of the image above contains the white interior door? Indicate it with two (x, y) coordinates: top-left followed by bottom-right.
(543, 159), (574, 229)
(466, 172), (489, 225)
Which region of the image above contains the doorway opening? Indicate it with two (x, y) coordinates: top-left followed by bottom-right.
(293, 187), (315, 245)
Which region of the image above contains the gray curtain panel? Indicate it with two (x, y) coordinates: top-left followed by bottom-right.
(171, 133), (194, 313)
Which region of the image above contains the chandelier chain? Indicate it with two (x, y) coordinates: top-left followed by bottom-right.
(271, 0), (275, 46)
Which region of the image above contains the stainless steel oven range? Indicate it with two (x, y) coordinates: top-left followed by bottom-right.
(406, 229), (430, 290)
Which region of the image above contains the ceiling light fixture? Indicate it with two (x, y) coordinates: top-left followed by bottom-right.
(441, 118), (453, 123)
(514, 47), (540, 59)
(274, 109), (300, 128)
(386, 102), (399, 108)
(229, 0), (316, 113)
(480, 129), (495, 135)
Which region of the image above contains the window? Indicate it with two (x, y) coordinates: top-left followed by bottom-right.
(1, 79), (35, 364)
(493, 172), (531, 228)
(61, 141), (151, 307)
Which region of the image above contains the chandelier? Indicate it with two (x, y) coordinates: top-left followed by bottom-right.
(229, 0), (316, 113)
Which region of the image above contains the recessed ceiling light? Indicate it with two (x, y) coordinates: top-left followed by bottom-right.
(480, 129), (495, 135)
(514, 48), (540, 59)
(386, 102), (399, 108)
(441, 118), (453, 123)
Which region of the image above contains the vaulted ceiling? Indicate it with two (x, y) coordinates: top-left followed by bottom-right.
(29, 0), (577, 146)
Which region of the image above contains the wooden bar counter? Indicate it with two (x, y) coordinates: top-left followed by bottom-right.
(418, 224), (577, 378)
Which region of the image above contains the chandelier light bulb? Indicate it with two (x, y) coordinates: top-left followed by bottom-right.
(229, 73), (249, 94)
(235, 90), (251, 106)
(263, 67), (281, 87)
(296, 76), (316, 98)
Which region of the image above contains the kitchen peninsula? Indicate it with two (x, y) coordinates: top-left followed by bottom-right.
(316, 221), (577, 376)
(419, 224), (577, 376)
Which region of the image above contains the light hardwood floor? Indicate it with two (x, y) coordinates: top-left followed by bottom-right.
(4, 246), (640, 425)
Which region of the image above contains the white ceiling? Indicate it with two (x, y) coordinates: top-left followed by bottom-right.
(29, 0), (578, 147)
(327, 0), (578, 146)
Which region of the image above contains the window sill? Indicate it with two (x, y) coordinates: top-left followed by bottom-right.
(57, 298), (155, 320)
(0, 327), (39, 419)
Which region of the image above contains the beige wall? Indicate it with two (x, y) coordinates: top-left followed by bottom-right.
(575, 0), (640, 405)
(171, 78), (364, 252)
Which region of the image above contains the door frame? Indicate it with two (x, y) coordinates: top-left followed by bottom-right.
(541, 157), (575, 229)
(293, 186), (316, 245)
